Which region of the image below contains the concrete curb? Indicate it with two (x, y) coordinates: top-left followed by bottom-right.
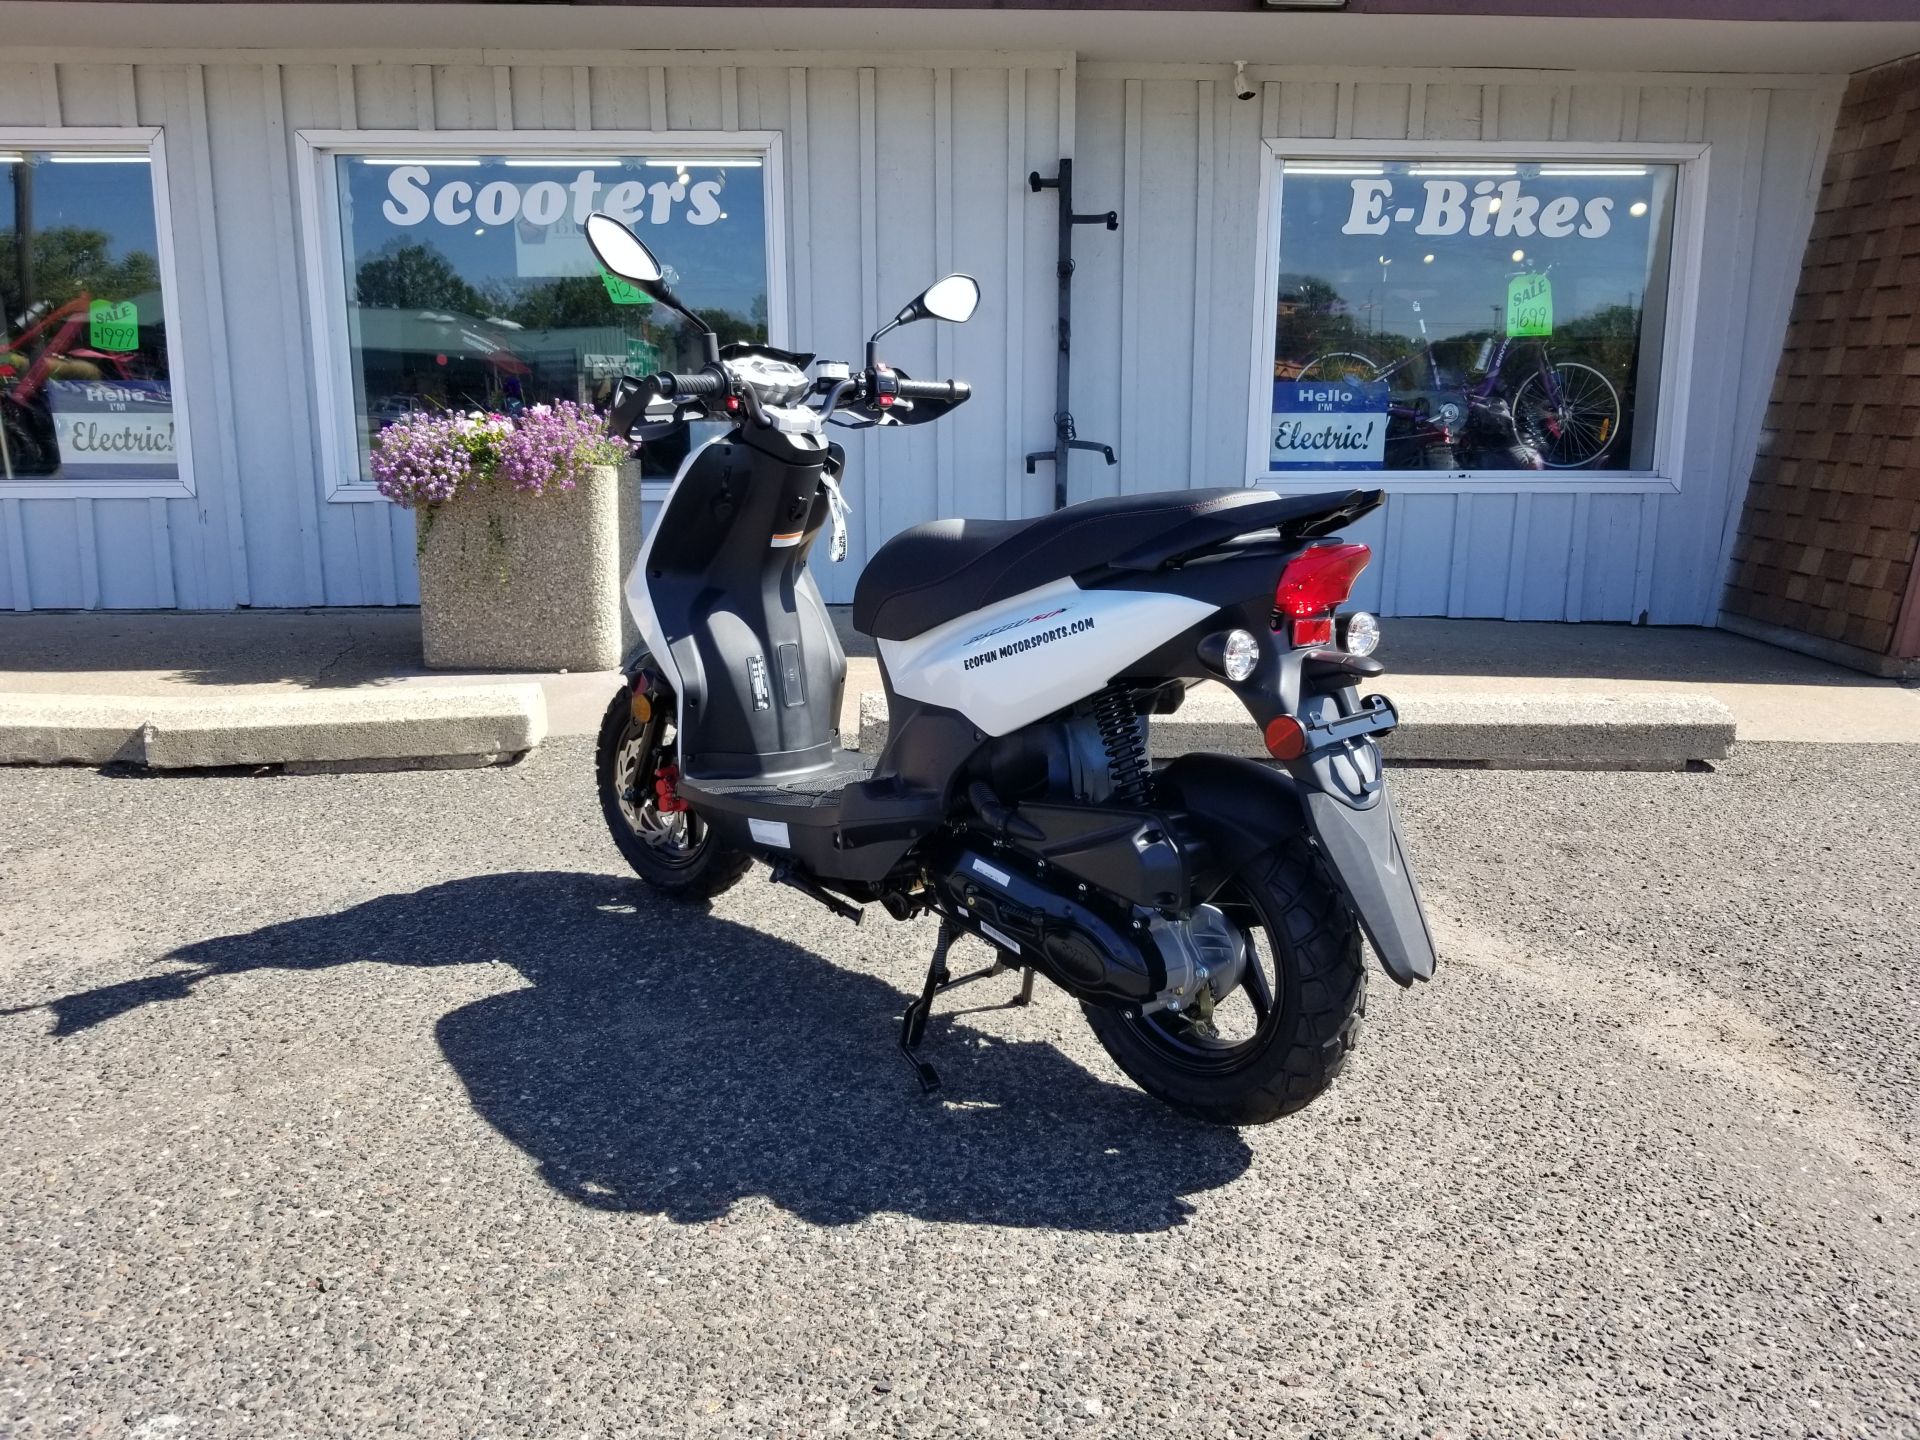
(855, 687), (1736, 770)
(0, 686), (548, 771)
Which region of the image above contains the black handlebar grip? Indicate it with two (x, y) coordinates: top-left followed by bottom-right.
(893, 378), (971, 402)
(652, 370), (726, 398)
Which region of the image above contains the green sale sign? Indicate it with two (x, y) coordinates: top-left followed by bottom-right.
(89, 299), (140, 353)
(1506, 273), (1553, 338)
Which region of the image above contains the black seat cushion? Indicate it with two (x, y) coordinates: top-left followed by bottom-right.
(853, 488), (1369, 642)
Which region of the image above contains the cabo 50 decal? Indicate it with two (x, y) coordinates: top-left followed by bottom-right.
(963, 615), (1095, 672)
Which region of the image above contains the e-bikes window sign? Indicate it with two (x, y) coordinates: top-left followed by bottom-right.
(1, 150), (180, 487)
(333, 153), (769, 481)
(1270, 159), (1679, 474)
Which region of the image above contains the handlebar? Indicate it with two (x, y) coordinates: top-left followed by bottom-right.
(648, 369), (727, 399)
(892, 377), (972, 403)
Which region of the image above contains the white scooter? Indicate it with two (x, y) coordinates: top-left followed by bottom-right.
(585, 213), (1434, 1125)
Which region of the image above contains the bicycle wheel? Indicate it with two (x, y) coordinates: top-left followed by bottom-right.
(1293, 352), (1380, 385)
(1512, 362), (1621, 469)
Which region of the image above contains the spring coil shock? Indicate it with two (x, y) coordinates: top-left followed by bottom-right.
(1090, 686), (1152, 807)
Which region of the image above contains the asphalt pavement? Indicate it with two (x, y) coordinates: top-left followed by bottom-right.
(2, 742), (1916, 1438)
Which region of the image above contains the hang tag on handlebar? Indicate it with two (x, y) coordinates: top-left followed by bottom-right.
(821, 472), (850, 563)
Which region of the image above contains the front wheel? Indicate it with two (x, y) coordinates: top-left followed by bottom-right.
(595, 681), (752, 900)
(1083, 838), (1365, 1125)
(1512, 361), (1621, 469)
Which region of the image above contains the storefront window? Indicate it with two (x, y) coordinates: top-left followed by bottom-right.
(1, 147), (179, 488)
(1268, 157), (1679, 476)
(332, 151), (770, 481)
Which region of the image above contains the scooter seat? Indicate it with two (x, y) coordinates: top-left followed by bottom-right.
(852, 487), (1377, 642)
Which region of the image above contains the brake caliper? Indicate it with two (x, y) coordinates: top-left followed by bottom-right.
(653, 763), (688, 814)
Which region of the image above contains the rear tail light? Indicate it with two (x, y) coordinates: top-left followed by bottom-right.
(1274, 543), (1370, 647)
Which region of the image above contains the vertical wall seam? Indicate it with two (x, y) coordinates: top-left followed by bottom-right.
(147, 498), (176, 606)
(266, 62), (352, 605)
(74, 500), (100, 608)
(1406, 82), (1427, 140)
(336, 63), (356, 129)
(1700, 88), (1772, 624)
(1117, 78), (1142, 496)
(1187, 80), (1215, 491)
(1551, 82), (1571, 141)
(412, 64), (433, 130)
(720, 66), (739, 131)
(1564, 492), (1591, 621)
(571, 65), (591, 129)
(1, 501), (29, 610)
(492, 66), (511, 128)
(1265, 78), (1285, 139)
(1446, 499), (1473, 616)
(857, 67), (879, 571)
(1003, 66), (1027, 519)
(37, 61), (60, 122)
(1480, 83), (1500, 142)
(1334, 81), (1354, 140)
(785, 69), (811, 345)
(933, 65), (955, 519)
(648, 65), (668, 129)
(188, 63), (253, 606)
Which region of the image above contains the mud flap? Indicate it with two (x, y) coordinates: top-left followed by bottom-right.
(1303, 786), (1437, 987)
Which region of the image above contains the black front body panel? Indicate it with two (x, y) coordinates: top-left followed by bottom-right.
(648, 431), (847, 780)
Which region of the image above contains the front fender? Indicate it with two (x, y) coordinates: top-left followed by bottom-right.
(1157, 751), (1437, 987)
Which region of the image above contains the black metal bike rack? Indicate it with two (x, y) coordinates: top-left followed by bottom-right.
(1026, 158), (1119, 510)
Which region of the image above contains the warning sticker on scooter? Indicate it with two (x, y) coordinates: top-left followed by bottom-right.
(962, 615), (1094, 672)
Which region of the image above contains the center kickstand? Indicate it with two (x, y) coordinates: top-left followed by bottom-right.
(899, 922), (955, 1093)
(898, 927), (1036, 1093)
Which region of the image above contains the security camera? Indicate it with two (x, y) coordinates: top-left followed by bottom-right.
(1233, 62), (1257, 102)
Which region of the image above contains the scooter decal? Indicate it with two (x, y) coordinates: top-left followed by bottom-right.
(770, 530), (805, 548)
(962, 615), (1095, 672)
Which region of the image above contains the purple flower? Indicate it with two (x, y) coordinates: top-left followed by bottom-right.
(370, 401), (622, 509)
(495, 400), (625, 497)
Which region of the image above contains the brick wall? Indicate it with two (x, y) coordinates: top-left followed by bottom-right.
(1722, 54), (1920, 664)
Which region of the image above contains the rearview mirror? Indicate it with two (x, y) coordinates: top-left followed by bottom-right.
(584, 213), (663, 286)
(916, 274), (980, 325)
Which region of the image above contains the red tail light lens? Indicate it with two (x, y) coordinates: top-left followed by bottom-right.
(1274, 543), (1371, 620)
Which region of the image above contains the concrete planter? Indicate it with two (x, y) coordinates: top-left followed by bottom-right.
(418, 465), (623, 672)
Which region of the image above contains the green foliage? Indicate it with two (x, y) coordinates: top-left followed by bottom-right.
(354, 240), (490, 315)
(0, 226), (160, 330)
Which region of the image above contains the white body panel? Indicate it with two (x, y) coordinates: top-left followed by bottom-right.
(879, 578), (1216, 737)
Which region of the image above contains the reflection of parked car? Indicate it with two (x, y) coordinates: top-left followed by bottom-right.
(368, 394), (427, 428)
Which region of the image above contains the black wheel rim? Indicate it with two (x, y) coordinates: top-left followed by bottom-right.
(1121, 880), (1284, 1076)
(611, 713), (708, 869)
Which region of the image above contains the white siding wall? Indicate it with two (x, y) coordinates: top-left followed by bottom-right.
(1069, 65), (1842, 623)
(0, 53), (1068, 609)
(0, 51), (1838, 624)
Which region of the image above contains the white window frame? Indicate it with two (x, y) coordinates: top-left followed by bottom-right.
(1245, 138), (1711, 495)
(0, 126), (196, 500)
(294, 129), (789, 502)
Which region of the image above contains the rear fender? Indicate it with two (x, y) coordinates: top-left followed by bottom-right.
(1155, 750), (1437, 987)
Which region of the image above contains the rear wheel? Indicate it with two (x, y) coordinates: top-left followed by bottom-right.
(1083, 838), (1365, 1125)
(595, 681), (752, 900)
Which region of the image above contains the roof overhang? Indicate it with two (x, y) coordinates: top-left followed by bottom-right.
(4, 2), (1917, 75)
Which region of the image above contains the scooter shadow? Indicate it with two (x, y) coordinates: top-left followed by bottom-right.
(27, 870), (1252, 1232)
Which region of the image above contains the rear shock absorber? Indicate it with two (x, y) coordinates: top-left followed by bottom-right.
(1090, 686), (1152, 807)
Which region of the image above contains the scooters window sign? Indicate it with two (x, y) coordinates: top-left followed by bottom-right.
(1270, 157), (1680, 474)
(1270, 379), (1389, 471)
(333, 151), (770, 483)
